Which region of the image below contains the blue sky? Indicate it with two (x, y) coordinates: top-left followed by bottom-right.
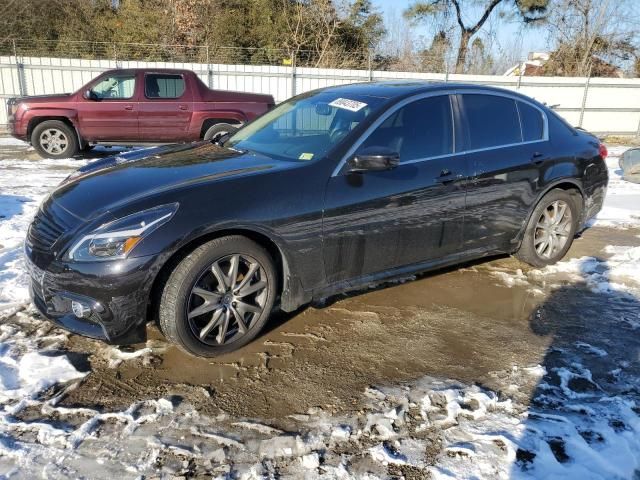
(371, 0), (549, 58)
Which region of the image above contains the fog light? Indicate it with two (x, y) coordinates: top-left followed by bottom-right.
(71, 300), (92, 319)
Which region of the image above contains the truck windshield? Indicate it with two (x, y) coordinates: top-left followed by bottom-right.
(225, 92), (387, 161)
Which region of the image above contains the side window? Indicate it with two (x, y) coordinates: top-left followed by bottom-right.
(358, 95), (453, 162)
(145, 74), (185, 99)
(518, 101), (544, 141)
(91, 75), (135, 99)
(461, 94), (521, 149)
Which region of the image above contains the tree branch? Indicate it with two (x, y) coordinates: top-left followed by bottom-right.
(469, 0), (503, 35)
(451, 0), (467, 32)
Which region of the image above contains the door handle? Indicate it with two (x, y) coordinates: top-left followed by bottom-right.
(124, 105), (133, 111)
(178, 104), (188, 110)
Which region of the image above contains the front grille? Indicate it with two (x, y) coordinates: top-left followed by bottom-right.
(27, 200), (78, 251)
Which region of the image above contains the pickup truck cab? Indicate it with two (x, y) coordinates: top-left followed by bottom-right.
(7, 68), (275, 159)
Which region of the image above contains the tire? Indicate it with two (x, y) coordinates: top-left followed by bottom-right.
(159, 236), (277, 357)
(31, 120), (79, 159)
(515, 189), (580, 268)
(203, 123), (239, 141)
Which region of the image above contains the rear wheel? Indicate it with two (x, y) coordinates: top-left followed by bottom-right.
(515, 189), (580, 267)
(31, 120), (79, 159)
(159, 236), (276, 357)
(203, 123), (239, 142)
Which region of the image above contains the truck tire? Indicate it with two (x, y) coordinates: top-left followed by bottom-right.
(203, 123), (238, 142)
(31, 120), (79, 159)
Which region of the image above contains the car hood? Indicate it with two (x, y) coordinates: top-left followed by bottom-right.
(51, 142), (291, 220)
(14, 93), (72, 104)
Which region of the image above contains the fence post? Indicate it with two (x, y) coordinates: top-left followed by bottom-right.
(112, 43), (120, 68)
(206, 45), (213, 88)
(13, 39), (27, 96)
(578, 66), (592, 128)
(290, 53), (296, 97)
(368, 50), (373, 82)
(516, 60), (524, 90)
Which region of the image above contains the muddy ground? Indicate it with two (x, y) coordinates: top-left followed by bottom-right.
(3, 139), (640, 478)
(54, 225), (640, 424)
(4, 139), (639, 424)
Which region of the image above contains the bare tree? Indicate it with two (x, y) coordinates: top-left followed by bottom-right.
(543, 0), (638, 77)
(405, 0), (549, 73)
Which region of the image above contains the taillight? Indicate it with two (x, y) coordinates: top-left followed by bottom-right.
(598, 143), (608, 159)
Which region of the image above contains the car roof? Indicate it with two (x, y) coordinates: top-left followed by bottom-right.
(105, 68), (193, 75)
(313, 80), (539, 103)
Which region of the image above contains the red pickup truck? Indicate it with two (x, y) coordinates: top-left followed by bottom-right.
(7, 68), (275, 159)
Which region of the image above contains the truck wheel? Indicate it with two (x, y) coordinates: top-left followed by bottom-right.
(31, 120), (79, 159)
(515, 189), (580, 268)
(159, 235), (277, 357)
(203, 123), (238, 142)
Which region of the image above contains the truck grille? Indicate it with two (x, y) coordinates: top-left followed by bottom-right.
(27, 200), (78, 251)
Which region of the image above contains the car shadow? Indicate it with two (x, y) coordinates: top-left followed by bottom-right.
(510, 258), (640, 477)
(72, 146), (133, 160)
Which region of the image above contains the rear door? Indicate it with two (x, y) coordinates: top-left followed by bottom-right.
(459, 93), (550, 252)
(76, 72), (139, 141)
(322, 94), (469, 284)
(139, 73), (193, 142)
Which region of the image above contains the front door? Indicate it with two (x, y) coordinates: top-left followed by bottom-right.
(322, 94), (469, 285)
(76, 72), (139, 141)
(139, 73), (193, 142)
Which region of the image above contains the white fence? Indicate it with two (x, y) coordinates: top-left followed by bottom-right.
(1, 55), (640, 137)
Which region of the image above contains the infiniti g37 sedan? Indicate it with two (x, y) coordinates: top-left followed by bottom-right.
(25, 82), (608, 357)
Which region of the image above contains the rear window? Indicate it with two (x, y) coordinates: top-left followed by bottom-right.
(145, 74), (185, 99)
(518, 101), (544, 141)
(460, 94), (521, 150)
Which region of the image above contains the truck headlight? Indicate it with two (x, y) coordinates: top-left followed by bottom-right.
(66, 203), (178, 262)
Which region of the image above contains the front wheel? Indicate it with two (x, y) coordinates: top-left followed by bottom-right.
(159, 236), (277, 357)
(515, 189), (580, 267)
(31, 120), (79, 159)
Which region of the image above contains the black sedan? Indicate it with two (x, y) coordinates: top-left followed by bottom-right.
(24, 82), (608, 357)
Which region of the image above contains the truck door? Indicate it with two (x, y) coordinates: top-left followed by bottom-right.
(139, 73), (193, 142)
(77, 72), (139, 141)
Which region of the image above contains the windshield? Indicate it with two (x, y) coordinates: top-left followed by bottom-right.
(225, 92), (387, 161)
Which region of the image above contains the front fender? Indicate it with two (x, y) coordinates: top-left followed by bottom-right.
(24, 109), (80, 144)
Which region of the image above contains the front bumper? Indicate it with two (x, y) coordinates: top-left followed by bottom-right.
(25, 247), (162, 345)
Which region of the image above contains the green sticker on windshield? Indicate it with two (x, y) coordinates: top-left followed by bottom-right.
(299, 153), (314, 160)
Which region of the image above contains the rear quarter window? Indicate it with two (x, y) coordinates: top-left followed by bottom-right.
(518, 101), (544, 141)
(145, 74), (185, 99)
(460, 94), (522, 150)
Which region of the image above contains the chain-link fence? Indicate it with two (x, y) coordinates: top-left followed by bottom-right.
(1, 39), (640, 136)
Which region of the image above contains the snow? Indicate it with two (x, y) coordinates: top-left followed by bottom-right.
(0, 144), (639, 478)
(593, 146), (640, 228)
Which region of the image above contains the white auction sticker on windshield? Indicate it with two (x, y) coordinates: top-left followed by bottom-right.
(329, 98), (368, 112)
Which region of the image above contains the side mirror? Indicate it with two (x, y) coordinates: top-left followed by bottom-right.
(348, 147), (400, 173)
(85, 89), (98, 100)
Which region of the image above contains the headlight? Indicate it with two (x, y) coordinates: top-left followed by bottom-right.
(66, 203), (178, 262)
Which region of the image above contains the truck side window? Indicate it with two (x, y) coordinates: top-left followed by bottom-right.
(91, 75), (136, 99)
(145, 74), (185, 99)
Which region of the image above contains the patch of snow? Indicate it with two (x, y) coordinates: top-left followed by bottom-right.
(594, 147), (640, 228)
